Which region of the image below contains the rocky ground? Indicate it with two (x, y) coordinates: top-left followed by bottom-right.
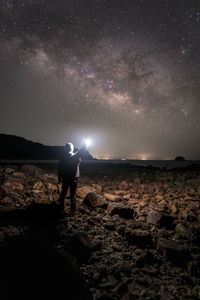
(0, 163), (200, 299)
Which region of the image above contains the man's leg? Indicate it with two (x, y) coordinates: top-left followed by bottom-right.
(59, 181), (69, 210)
(70, 178), (78, 213)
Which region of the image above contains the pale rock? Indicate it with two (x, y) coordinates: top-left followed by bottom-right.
(34, 194), (53, 204)
(77, 186), (95, 198)
(139, 201), (148, 208)
(92, 184), (102, 194)
(83, 192), (107, 208)
(3, 180), (24, 191)
(123, 194), (132, 200)
(142, 194), (150, 202)
(12, 172), (26, 178)
(156, 194), (164, 201)
(4, 168), (15, 174)
(128, 198), (140, 205)
(0, 196), (15, 206)
(104, 193), (121, 201)
(132, 193), (140, 199)
(46, 182), (59, 192)
(119, 180), (129, 190)
(114, 190), (127, 196)
(33, 181), (46, 191)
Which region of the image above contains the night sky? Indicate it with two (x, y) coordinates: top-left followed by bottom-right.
(0, 0), (200, 159)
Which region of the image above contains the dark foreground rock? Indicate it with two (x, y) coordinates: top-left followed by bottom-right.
(157, 238), (190, 267)
(0, 203), (92, 300)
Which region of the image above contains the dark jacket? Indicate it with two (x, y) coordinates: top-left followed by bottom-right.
(58, 149), (84, 182)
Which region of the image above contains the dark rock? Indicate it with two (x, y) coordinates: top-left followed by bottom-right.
(147, 208), (175, 229)
(20, 164), (44, 175)
(147, 208), (163, 224)
(107, 203), (134, 219)
(125, 229), (154, 248)
(113, 281), (128, 296)
(121, 292), (140, 299)
(83, 192), (107, 208)
(104, 221), (116, 231)
(135, 250), (157, 268)
(157, 239), (190, 266)
(65, 231), (101, 263)
(187, 260), (200, 277)
(0, 213), (92, 300)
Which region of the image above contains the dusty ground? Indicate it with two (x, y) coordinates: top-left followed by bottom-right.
(0, 163), (200, 299)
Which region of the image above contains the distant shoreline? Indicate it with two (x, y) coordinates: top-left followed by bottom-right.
(1, 159), (200, 170)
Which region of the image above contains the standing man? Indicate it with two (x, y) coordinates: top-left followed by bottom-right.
(58, 142), (87, 216)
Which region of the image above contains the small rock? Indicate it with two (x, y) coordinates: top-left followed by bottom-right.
(123, 194), (132, 200)
(12, 172), (27, 179)
(3, 180), (24, 191)
(147, 208), (163, 224)
(33, 181), (46, 191)
(187, 260), (200, 277)
(92, 184), (103, 194)
(4, 168), (15, 174)
(114, 190), (127, 196)
(104, 221), (115, 231)
(119, 181), (129, 190)
(46, 182), (59, 192)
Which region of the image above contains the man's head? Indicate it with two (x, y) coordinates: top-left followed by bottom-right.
(65, 142), (74, 154)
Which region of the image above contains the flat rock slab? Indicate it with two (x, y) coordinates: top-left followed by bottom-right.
(107, 202), (134, 219)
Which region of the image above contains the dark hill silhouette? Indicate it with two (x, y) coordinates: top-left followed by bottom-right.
(0, 134), (95, 160)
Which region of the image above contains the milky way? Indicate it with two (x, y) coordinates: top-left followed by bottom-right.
(0, 0), (200, 159)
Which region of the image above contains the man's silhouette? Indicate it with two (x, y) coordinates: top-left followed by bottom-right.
(58, 142), (87, 216)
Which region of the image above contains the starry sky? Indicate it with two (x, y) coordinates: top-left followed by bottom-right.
(0, 0), (200, 159)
